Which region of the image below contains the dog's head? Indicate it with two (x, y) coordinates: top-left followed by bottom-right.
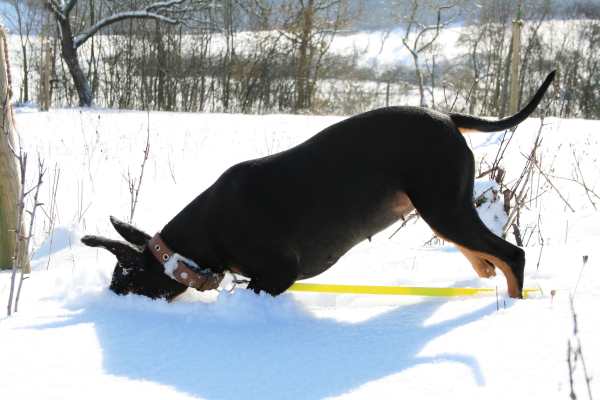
(81, 217), (188, 300)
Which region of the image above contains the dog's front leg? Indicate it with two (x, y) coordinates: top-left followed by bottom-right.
(247, 269), (298, 296)
(245, 251), (300, 296)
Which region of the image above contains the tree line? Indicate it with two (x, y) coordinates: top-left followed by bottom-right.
(1, 0), (599, 118)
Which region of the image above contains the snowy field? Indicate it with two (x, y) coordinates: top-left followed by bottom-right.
(1, 108), (599, 399)
(4, 20), (590, 111)
(4, 19), (588, 71)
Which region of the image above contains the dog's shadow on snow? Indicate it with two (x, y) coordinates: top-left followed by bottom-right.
(32, 284), (498, 399)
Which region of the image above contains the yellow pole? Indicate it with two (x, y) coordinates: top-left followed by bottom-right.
(289, 282), (540, 299)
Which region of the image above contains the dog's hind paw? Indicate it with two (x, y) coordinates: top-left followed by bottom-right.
(476, 263), (496, 278)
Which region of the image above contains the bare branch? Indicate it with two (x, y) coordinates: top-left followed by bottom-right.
(567, 296), (594, 400)
(414, 5), (457, 54)
(532, 159), (576, 213)
(570, 147), (597, 210)
(63, 0), (78, 16)
(46, 0), (66, 21)
(14, 156), (45, 313)
(128, 112), (151, 223)
(388, 212), (419, 239)
(74, 10), (180, 48)
(546, 173), (600, 202)
(146, 0), (187, 12)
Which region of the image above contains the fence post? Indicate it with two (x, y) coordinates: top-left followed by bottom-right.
(509, 15), (523, 115)
(39, 37), (52, 111)
(0, 26), (27, 273)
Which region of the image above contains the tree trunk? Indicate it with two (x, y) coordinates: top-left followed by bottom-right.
(58, 18), (92, 107)
(21, 44), (28, 103)
(39, 37), (52, 111)
(385, 81), (391, 107)
(411, 53), (426, 108)
(295, 0), (314, 112)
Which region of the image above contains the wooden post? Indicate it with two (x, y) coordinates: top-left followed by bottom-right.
(0, 26), (29, 275)
(0, 26), (22, 271)
(509, 17), (523, 115)
(39, 37), (52, 111)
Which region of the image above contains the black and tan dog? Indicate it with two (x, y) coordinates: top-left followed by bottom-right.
(82, 71), (556, 300)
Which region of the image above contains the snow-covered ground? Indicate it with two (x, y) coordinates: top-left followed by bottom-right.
(1, 108), (599, 399)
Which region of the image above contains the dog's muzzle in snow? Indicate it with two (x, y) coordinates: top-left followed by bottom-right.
(149, 233), (224, 291)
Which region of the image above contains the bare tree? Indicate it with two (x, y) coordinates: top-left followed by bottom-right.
(279, 0), (352, 111)
(45, 0), (204, 107)
(1, 0), (43, 104)
(400, 1), (456, 108)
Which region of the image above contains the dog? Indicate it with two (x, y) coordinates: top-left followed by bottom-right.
(82, 71), (556, 301)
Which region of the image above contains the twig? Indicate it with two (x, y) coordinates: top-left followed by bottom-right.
(473, 185), (495, 208)
(449, 78), (478, 113)
(511, 223), (523, 247)
(536, 211), (545, 247)
(423, 234), (442, 247)
(535, 242), (544, 272)
(502, 173), (530, 237)
(167, 152), (177, 184)
(567, 296), (594, 400)
(545, 173), (600, 202)
(573, 255), (589, 297)
(44, 165), (61, 270)
(532, 159), (576, 213)
(128, 111), (151, 223)
(7, 147), (26, 317)
(570, 147), (597, 210)
(14, 156), (45, 312)
(388, 212), (419, 239)
(567, 339), (576, 400)
(501, 122), (544, 237)
(490, 128), (516, 182)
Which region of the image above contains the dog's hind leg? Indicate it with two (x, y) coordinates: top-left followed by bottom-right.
(411, 193), (525, 298)
(454, 243), (497, 279)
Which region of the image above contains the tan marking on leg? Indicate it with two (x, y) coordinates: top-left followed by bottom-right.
(455, 244), (496, 278)
(433, 230), (520, 298)
(472, 251), (521, 299)
(433, 231), (491, 276)
(391, 192), (415, 218)
(458, 127), (479, 135)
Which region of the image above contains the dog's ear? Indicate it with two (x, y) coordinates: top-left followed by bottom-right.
(81, 235), (142, 267)
(109, 216), (151, 246)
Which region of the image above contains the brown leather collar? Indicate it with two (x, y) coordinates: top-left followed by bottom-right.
(148, 233), (224, 291)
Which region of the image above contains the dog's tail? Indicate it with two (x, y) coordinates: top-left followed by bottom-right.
(451, 70), (556, 133)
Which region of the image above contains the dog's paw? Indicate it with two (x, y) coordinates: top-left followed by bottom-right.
(474, 261), (496, 278)
(480, 264), (496, 278)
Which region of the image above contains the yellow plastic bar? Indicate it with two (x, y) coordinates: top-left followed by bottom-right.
(289, 282), (540, 299)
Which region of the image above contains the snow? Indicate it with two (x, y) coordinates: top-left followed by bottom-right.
(473, 180), (507, 236)
(1, 108), (599, 399)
